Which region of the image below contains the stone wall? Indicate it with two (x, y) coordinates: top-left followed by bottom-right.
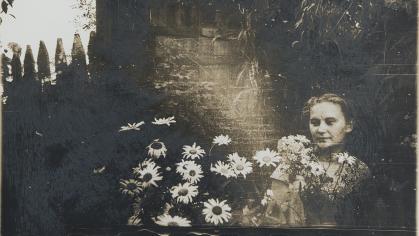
(151, 36), (282, 156)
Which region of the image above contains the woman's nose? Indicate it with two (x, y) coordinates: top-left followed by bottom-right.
(317, 122), (327, 133)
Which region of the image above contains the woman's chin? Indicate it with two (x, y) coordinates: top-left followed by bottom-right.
(315, 143), (344, 153)
(315, 142), (332, 149)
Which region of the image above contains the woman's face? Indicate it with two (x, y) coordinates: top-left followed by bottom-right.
(309, 102), (353, 150)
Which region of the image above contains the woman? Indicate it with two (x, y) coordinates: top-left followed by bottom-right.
(265, 93), (370, 226)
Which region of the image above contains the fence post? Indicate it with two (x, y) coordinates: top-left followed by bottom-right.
(23, 45), (36, 79)
(88, 31), (96, 64)
(87, 31), (98, 75)
(11, 53), (22, 81)
(55, 38), (67, 77)
(70, 33), (88, 81)
(37, 41), (51, 81)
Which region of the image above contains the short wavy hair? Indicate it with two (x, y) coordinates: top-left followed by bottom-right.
(303, 93), (353, 123)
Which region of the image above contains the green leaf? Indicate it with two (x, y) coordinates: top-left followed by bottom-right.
(1, 1), (8, 13)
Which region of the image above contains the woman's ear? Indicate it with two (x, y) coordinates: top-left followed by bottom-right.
(345, 120), (354, 133)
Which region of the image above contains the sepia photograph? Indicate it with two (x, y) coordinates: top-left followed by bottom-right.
(0, 0), (416, 235)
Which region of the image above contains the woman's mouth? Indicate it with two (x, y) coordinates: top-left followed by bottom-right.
(316, 137), (331, 142)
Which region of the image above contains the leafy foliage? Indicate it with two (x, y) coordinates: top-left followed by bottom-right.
(0, 0), (14, 25)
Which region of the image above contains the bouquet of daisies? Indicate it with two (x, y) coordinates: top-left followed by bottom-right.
(271, 135), (313, 187)
(270, 135), (364, 196)
(249, 134), (368, 225)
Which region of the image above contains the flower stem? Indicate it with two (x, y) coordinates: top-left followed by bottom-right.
(332, 162), (345, 195)
(208, 143), (216, 158)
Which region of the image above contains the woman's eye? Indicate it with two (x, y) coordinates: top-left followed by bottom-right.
(310, 119), (320, 126)
(325, 118), (336, 125)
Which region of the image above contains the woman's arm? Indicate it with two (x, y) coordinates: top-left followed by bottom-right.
(265, 179), (289, 225)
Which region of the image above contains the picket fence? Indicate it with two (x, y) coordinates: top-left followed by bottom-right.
(1, 31), (100, 87)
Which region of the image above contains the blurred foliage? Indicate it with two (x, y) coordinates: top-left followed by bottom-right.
(293, 0), (416, 49)
(73, 0), (96, 30)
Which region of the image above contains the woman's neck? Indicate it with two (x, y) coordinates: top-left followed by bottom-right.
(315, 144), (345, 161)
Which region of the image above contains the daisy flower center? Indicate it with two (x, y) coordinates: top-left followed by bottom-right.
(143, 173), (153, 182)
(167, 221), (179, 227)
(262, 156), (271, 163)
(127, 183), (137, 190)
(150, 142), (163, 149)
(189, 170), (196, 176)
(236, 164), (244, 171)
(212, 206), (223, 215)
(178, 188), (189, 196)
(189, 149), (197, 155)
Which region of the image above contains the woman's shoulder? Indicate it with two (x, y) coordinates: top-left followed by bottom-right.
(341, 154), (371, 185)
(352, 155), (370, 178)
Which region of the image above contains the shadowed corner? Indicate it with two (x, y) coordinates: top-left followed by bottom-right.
(0, 36), (3, 236)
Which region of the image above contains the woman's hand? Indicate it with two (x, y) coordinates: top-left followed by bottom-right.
(264, 179), (305, 226)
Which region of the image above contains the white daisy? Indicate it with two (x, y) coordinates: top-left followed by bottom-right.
(261, 189), (274, 206)
(163, 203), (174, 215)
(261, 197), (268, 206)
(301, 147), (313, 157)
(202, 198), (232, 225)
(170, 182), (199, 204)
(119, 121), (145, 132)
(132, 159), (156, 176)
(309, 162), (325, 176)
(152, 116), (176, 126)
(176, 160), (196, 175)
(300, 155), (311, 167)
(335, 152), (356, 166)
(136, 162), (163, 188)
(210, 161), (236, 178)
(93, 166), (106, 174)
(119, 179), (142, 197)
(146, 139), (167, 159)
(229, 157), (253, 178)
(266, 189), (274, 197)
(212, 135), (232, 146)
(287, 153), (299, 161)
(293, 134), (311, 144)
(181, 162), (204, 184)
(277, 135), (311, 155)
(155, 214), (191, 227)
(253, 148), (280, 167)
(182, 142), (206, 159)
(226, 152), (241, 162)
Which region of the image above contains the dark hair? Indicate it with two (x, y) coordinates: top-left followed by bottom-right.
(303, 93), (354, 123)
